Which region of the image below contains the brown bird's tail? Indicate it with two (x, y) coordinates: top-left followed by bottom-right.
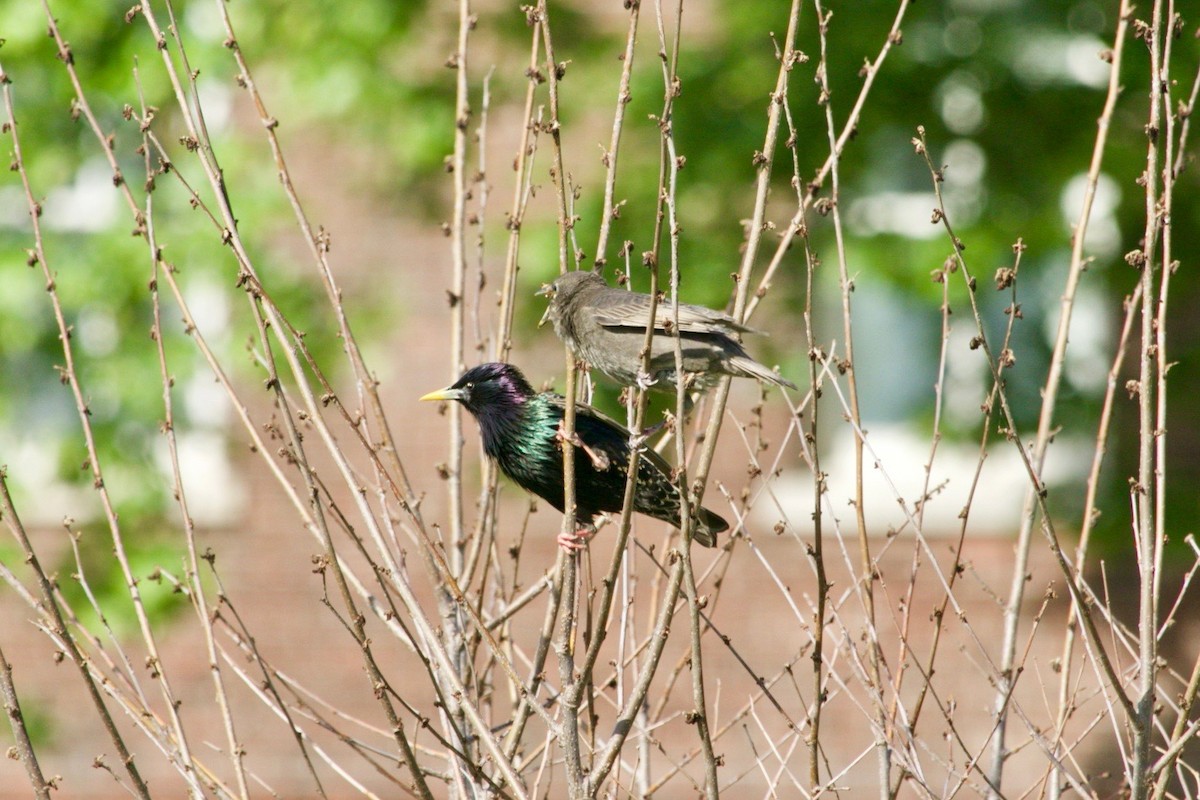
(728, 355), (797, 390)
(691, 506), (729, 548)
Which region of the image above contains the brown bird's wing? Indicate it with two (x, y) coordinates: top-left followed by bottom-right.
(591, 291), (763, 337)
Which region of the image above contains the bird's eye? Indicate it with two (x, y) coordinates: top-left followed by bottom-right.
(464, 382), (474, 391)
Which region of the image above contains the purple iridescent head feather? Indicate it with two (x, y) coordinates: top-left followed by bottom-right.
(421, 363), (537, 456)
(445, 363), (534, 411)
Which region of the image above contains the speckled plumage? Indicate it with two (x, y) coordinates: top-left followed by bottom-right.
(422, 363), (726, 547)
(538, 271), (796, 394)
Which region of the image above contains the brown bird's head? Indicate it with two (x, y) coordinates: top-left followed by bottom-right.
(536, 270), (607, 330)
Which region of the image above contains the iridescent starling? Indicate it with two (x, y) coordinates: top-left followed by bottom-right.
(420, 363), (727, 549)
(537, 270), (796, 395)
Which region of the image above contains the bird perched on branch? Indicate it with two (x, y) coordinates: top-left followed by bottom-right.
(537, 270), (796, 397)
(420, 362), (727, 550)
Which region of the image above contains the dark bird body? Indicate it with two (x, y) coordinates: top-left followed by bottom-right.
(421, 363), (727, 549)
(538, 271), (796, 394)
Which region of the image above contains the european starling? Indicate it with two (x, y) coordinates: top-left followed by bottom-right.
(537, 270), (796, 395)
(420, 362), (728, 550)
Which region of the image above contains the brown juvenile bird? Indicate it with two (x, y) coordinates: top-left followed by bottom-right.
(537, 270), (796, 396)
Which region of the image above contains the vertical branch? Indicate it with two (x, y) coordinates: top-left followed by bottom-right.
(687, 0), (801, 572)
(135, 67), (251, 800)
(993, 1), (1132, 793)
(447, 0), (473, 565)
(778, 45), (829, 791)
(0, 644), (51, 800)
(569, 10), (669, 785)
(887, 241), (1013, 799)
(1149, 39), (1200, 800)
(469, 69), (493, 352)
(460, 69), (496, 594)
(1149, 0), (1178, 694)
(534, 2), (584, 795)
(811, 1), (891, 792)
(1046, 283), (1140, 800)
(444, 4), (476, 787)
(1152, 3), (1178, 617)
(471, 21), (545, 604)
(493, 22), (543, 363)
(1130, 2), (1165, 796)
(1040, 4), (1133, 796)
(798, 223), (828, 791)
(593, 0), (641, 270)
(652, 0), (721, 793)
(555, 540), (584, 798)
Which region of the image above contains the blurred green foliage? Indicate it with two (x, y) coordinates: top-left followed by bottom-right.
(0, 0), (1196, 576)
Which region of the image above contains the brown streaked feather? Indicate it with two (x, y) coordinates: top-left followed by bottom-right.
(591, 292), (764, 337)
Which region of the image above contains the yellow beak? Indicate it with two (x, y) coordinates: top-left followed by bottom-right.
(535, 283), (555, 328)
(419, 387), (464, 403)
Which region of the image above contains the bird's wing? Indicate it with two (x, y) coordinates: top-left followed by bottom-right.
(544, 395), (631, 456)
(546, 395), (681, 475)
(545, 393), (723, 544)
(593, 293), (762, 336)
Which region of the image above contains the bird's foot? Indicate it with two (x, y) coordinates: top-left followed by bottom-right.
(629, 426), (656, 449)
(557, 527), (594, 552)
(635, 370), (659, 391)
(556, 421), (612, 471)
(632, 412), (675, 446)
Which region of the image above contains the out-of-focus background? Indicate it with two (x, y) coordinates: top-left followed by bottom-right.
(0, 0), (1197, 797)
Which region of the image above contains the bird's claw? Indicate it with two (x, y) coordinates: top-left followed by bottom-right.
(557, 527), (593, 552)
(636, 371), (658, 391)
(554, 420), (574, 444)
(631, 410), (676, 447)
(556, 421), (611, 471)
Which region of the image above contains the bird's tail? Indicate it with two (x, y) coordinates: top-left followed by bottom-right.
(729, 355), (797, 390)
(691, 506), (729, 548)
